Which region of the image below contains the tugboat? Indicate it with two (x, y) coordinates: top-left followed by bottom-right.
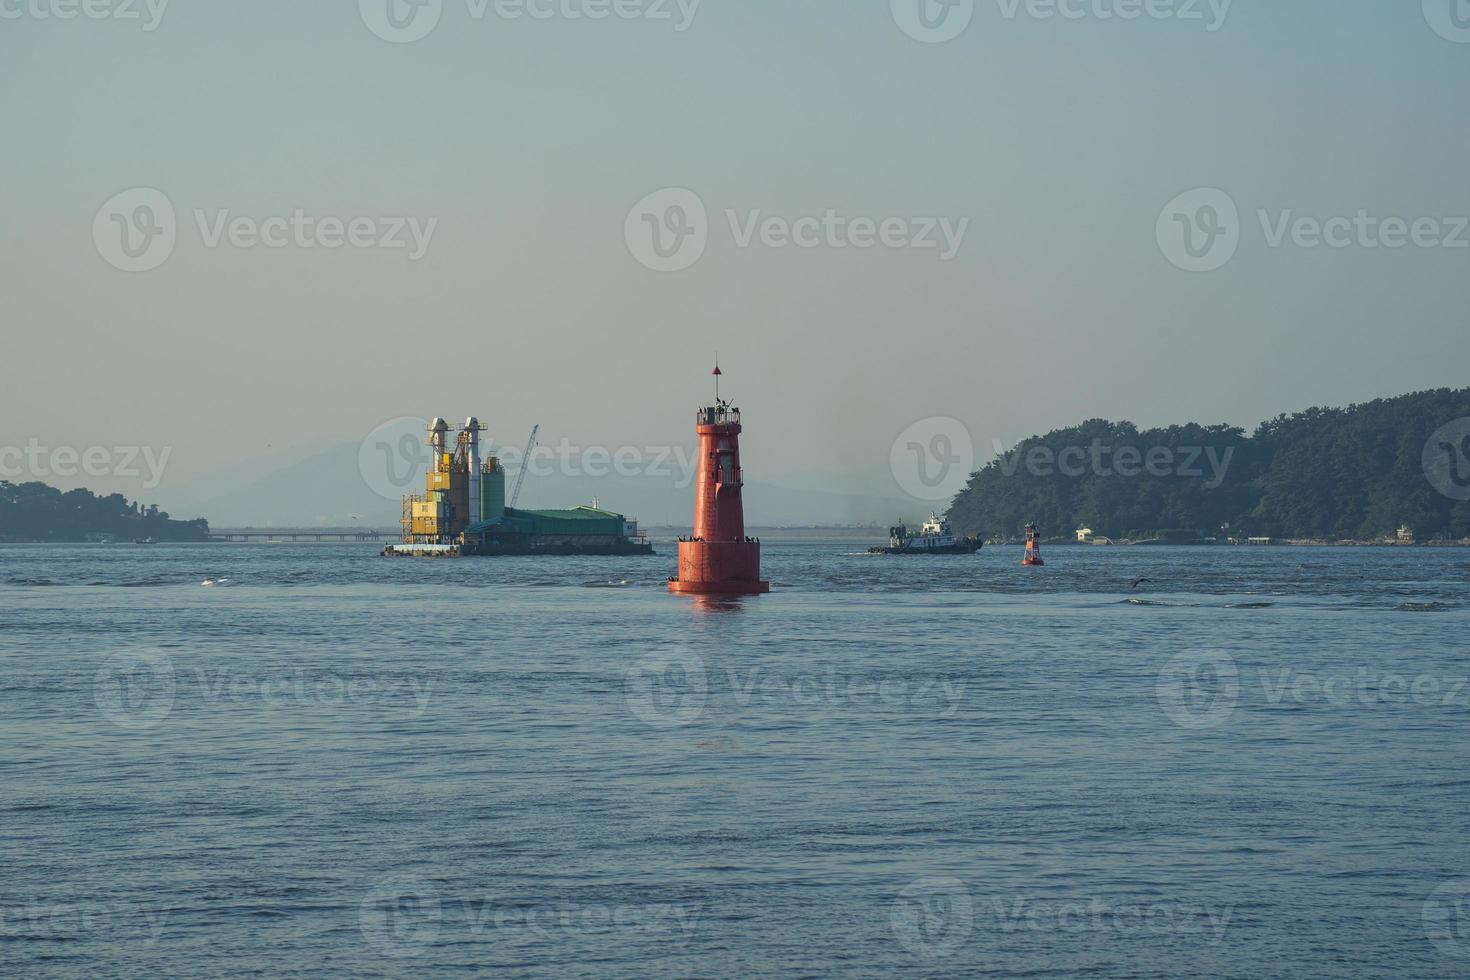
(869, 513), (982, 555)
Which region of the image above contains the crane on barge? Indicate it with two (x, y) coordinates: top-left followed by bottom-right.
(509, 424), (539, 509)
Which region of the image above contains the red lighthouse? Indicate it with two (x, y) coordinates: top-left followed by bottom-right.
(668, 366), (770, 596)
(1022, 523), (1045, 566)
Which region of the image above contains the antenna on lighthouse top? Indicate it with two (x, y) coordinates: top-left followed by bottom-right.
(712, 356), (723, 404)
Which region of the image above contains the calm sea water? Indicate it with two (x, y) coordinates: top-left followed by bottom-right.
(2, 540), (1467, 978)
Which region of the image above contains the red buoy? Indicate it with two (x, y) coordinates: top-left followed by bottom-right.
(1023, 523), (1045, 566)
(668, 367), (769, 596)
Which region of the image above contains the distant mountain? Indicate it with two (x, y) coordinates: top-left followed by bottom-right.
(948, 388), (1470, 542)
(164, 436), (343, 511)
(171, 442), (402, 528)
(169, 441), (919, 528)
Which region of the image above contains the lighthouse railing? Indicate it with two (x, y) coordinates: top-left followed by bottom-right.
(697, 407), (742, 427)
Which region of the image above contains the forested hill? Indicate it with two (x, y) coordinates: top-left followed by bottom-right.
(947, 388), (1470, 542)
(0, 482), (210, 542)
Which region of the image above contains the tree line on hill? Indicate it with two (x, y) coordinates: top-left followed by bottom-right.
(0, 482), (210, 542)
(946, 388), (1470, 542)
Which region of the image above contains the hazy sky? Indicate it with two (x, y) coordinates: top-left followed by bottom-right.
(3, 0), (1467, 508)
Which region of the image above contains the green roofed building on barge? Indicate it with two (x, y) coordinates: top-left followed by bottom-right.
(383, 417), (654, 558)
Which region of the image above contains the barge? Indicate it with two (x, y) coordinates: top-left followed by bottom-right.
(382, 417), (654, 558)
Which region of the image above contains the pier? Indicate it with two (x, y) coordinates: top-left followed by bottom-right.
(209, 528), (401, 543)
